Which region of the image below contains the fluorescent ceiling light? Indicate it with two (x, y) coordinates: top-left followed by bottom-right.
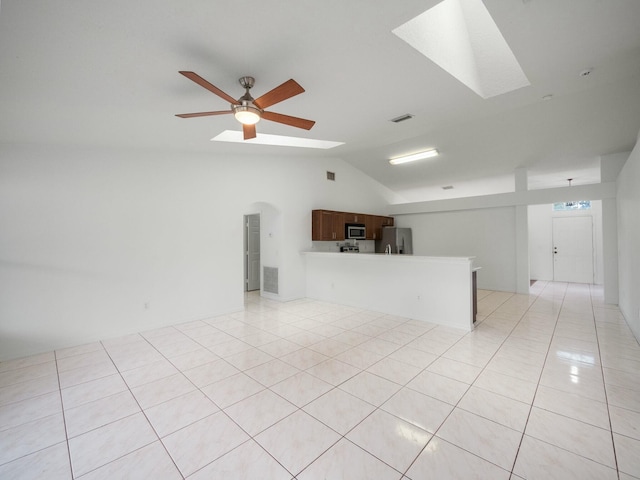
(392, 0), (530, 99)
(211, 130), (344, 149)
(389, 149), (439, 165)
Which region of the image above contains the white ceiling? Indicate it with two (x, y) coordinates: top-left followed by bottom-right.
(1, 0), (639, 202)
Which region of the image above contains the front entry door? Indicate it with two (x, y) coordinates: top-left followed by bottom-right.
(245, 214), (260, 291)
(552, 216), (593, 283)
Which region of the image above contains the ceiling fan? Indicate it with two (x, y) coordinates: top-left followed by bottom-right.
(176, 71), (315, 140)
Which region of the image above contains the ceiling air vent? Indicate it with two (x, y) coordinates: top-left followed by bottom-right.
(326, 171), (336, 181)
(442, 185), (454, 190)
(390, 114), (414, 123)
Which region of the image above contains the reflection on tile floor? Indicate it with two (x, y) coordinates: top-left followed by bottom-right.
(1, 282), (640, 479)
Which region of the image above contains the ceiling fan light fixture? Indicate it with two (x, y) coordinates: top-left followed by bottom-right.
(389, 149), (439, 165)
(233, 105), (261, 125)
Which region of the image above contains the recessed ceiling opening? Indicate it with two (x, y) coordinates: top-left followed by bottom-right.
(392, 0), (530, 99)
(211, 130), (344, 149)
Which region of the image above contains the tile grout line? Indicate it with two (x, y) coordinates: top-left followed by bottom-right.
(506, 281), (566, 475)
(98, 337), (187, 480)
(137, 317), (300, 479)
(398, 288), (545, 478)
(590, 284), (621, 480)
(53, 349), (75, 479)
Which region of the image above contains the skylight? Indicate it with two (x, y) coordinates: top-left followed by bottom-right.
(392, 0), (530, 99)
(211, 131), (344, 149)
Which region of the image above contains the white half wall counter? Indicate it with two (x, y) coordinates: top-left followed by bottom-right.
(302, 252), (475, 331)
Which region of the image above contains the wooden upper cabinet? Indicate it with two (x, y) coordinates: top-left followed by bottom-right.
(365, 215), (394, 240)
(342, 212), (358, 223)
(381, 216), (394, 227)
(312, 210), (345, 241)
(313, 210), (393, 241)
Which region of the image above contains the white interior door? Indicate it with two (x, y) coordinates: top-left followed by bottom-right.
(245, 214), (260, 291)
(552, 216), (594, 283)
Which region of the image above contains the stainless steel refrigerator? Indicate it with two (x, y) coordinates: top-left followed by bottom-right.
(375, 227), (413, 254)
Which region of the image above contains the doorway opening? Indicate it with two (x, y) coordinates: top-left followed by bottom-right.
(244, 214), (261, 292)
(528, 201), (602, 288)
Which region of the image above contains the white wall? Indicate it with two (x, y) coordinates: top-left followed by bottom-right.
(617, 133), (640, 340)
(0, 143), (399, 361)
(305, 253), (474, 331)
(397, 207), (517, 292)
(528, 201), (603, 284)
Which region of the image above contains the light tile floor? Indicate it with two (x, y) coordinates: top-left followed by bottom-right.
(1, 282), (639, 479)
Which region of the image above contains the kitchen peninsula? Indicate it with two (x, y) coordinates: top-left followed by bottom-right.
(302, 252), (475, 331)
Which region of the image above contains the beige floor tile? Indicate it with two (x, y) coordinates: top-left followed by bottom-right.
(119, 359), (179, 388)
(513, 435), (617, 480)
(130, 372), (196, 409)
(224, 388), (297, 436)
(0, 352), (55, 374)
(201, 372), (264, 408)
(0, 374), (60, 408)
(0, 413), (66, 465)
(244, 358), (300, 387)
(458, 386), (530, 431)
(0, 441), (71, 480)
(270, 371), (333, 407)
(68, 412), (157, 477)
(533, 384), (610, 429)
(436, 408), (521, 470)
(406, 437), (510, 480)
(614, 433), (640, 478)
(279, 348), (329, 370)
(407, 371), (469, 405)
(303, 388), (376, 435)
(525, 407), (615, 468)
(0, 391), (62, 432)
(346, 409), (431, 472)
(305, 358), (360, 386)
(61, 374), (128, 410)
(426, 357), (483, 384)
(144, 389), (219, 437)
(298, 438), (400, 480)
(188, 439), (292, 480)
(162, 411), (249, 477)
(609, 405), (640, 440)
(380, 387), (453, 434)
(254, 410), (340, 476)
(366, 357), (421, 385)
(64, 390), (140, 438)
(79, 441), (182, 480)
(339, 371), (401, 406)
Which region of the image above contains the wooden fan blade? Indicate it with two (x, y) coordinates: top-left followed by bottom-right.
(262, 111), (315, 130)
(175, 110), (233, 118)
(243, 123), (256, 140)
(179, 71), (239, 105)
(254, 79), (304, 109)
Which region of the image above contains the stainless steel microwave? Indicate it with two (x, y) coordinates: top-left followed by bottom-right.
(345, 223), (366, 239)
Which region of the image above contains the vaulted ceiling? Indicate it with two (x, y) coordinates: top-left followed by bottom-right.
(1, 0), (639, 201)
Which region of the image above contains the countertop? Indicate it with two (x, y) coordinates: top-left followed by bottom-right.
(301, 251), (475, 264)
